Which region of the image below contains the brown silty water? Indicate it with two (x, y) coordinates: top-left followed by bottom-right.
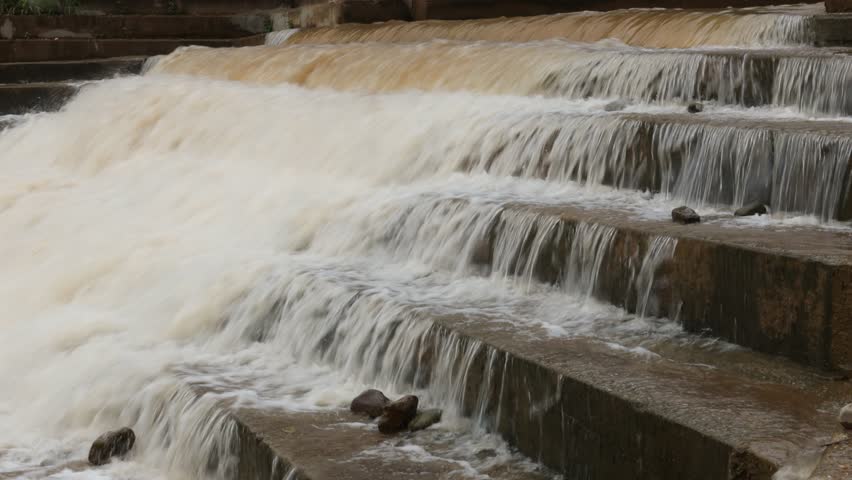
(273, 4), (821, 48)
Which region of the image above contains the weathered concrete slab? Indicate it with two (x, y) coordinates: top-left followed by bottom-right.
(0, 57), (143, 83)
(0, 82), (78, 114)
(472, 201), (852, 370)
(0, 14), (269, 40)
(0, 38), (241, 62)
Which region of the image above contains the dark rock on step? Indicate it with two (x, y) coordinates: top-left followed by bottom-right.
(409, 408), (443, 432)
(687, 102), (704, 114)
(378, 395), (418, 434)
(476, 448), (498, 460)
(672, 206), (700, 224)
(604, 100), (628, 112)
(88, 427), (136, 466)
(734, 203), (768, 217)
(350, 389), (390, 418)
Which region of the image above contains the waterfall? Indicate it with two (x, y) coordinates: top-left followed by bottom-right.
(1, 3), (849, 479)
(271, 6), (814, 48)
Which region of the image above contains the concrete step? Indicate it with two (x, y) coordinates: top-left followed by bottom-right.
(181, 387), (555, 479)
(0, 57), (144, 83)
(181, 261), (852, 479)
(358, 190), (852, 370)
(445, 110), (852, 222)
(0, 82), (78, 114)
(0, 14), (270, 39)
(0, 37), (248, 62)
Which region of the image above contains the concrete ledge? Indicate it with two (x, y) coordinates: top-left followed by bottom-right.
(0, 14), (269, 39)
(472, 202), (852, 369)
(0, 57), (143, 83)
(0, 38), (243, 62)
(0, 82), (78, 114)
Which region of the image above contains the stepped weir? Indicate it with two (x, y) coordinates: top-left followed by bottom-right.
(2, 2), (852, 480)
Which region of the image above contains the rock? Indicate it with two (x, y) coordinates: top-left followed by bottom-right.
(350, 389), (390, 418)
(687, 102), (703, 114)
(839, 404), (852, 430)
(671, 206), (700, 224)
(734, 203), (768, 217)
(377, 395), (418, 434)
(88, 427), (136, 466)
(476, 448), (498, 460)
(409, 408), (442, 432)
(604, 100), (628, 112)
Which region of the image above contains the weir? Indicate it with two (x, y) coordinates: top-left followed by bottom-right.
(274, 5), (819, 48)
(2, 3), (852, 480)
(152, 41), (852, 116)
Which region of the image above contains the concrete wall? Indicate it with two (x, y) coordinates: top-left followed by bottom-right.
(69, 0), (833, 19)
(408, 0), (803, 20)
(826, 0), (852, 12)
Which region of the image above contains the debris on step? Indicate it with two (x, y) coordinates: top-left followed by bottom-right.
(409, 409), (443, 432)
(350, 389), (390, 418)
(672, 206), (700, 224)
(88, 427), (135, 466)
(687, 102), (704, 113)
(604, 100), (628, 112)
(378, 395), (418, 434)
(735, 203), (768, 217)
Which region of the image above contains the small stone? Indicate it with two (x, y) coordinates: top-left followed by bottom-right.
(734, 203), (768, 217)
(88, 427), (135, 466)
(604, 100), (628, 112)
(350, 389), (390, 418)
(377, 395), (418, 434)
(839, 404), (852, 430)
(476, 448), (498, 460)
(409, 408), (442, 432)
(687, 102), (703, 114)
(671, 206), (700, 224)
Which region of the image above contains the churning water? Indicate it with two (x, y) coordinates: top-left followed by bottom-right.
(1, 4), (851, 480)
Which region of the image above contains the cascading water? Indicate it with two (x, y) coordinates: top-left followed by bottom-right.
(151, 41), (852, 116)
(1, 3), (850, 480)
(269, 5), (817, 48)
